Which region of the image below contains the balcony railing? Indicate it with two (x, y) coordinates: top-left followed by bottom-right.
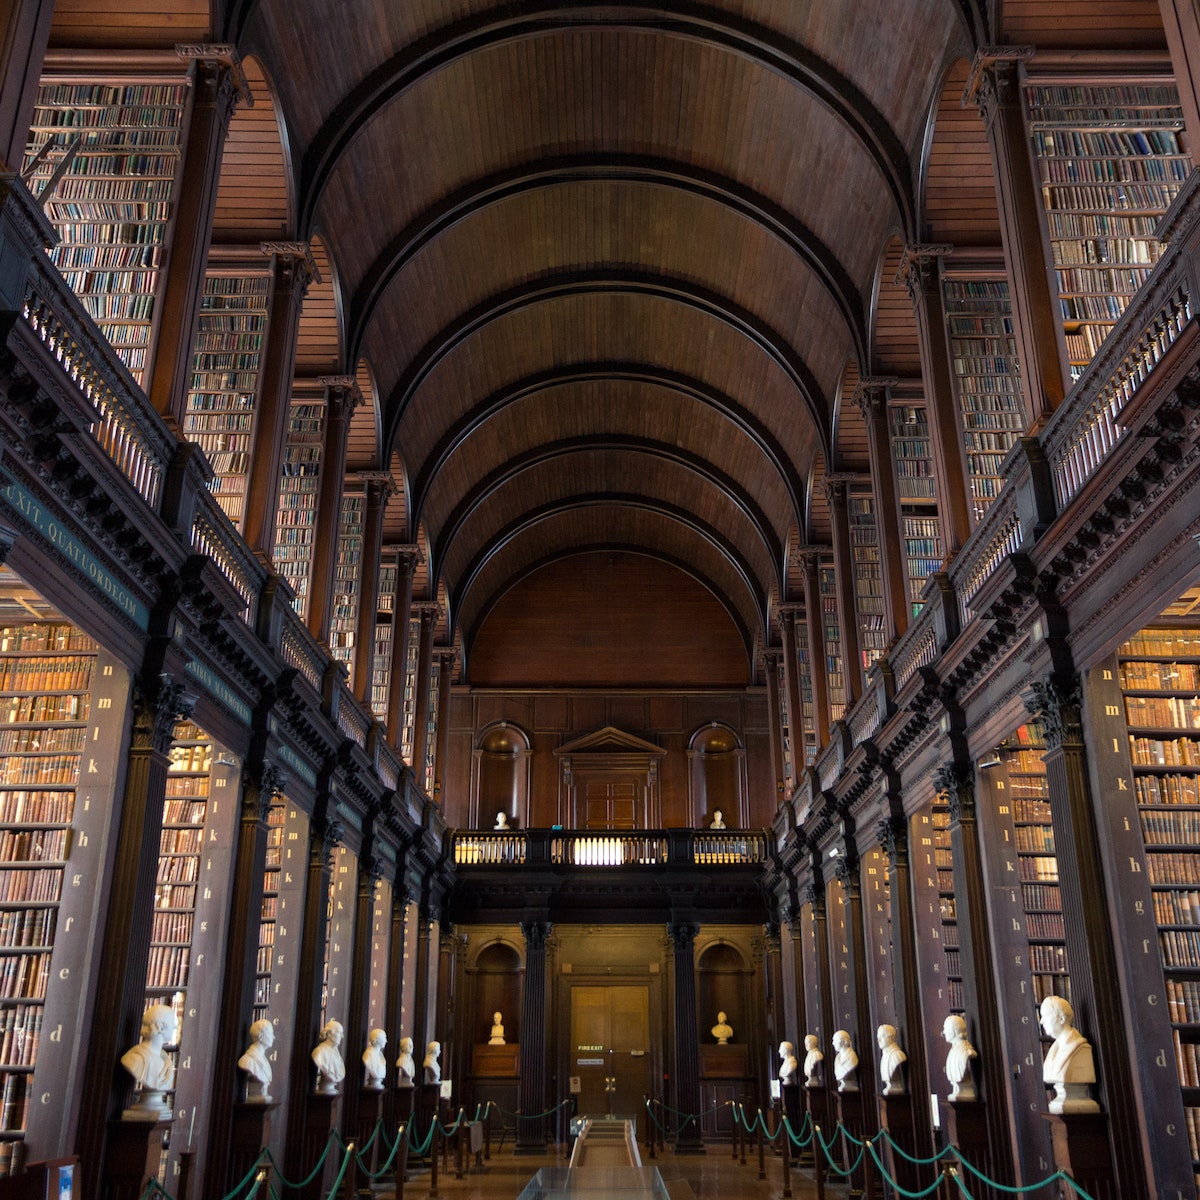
(451, 829), (768, 868)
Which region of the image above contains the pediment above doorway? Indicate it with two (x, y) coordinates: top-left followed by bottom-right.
(554, 727), (665, 828)
(554, 725), (667, 759)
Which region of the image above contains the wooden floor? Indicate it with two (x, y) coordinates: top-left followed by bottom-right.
(376, 1142), (834, 1199)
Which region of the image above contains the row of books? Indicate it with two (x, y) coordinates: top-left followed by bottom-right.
(1156, 890), (1200, 929)
(145, 946), (190, 991)
(158, 828), (203, 856)
(1024, 82), (1184, 124)
(1149, 855), (1200, 887)
(1142, 809), (1200, 843)
(0, 725), (85, 755)
(168, 744), (212, 773)
(155, 855), (199, 885)
(1174, 1033), (1200, 1086)
(0, 756), (78, 787)
(1056, 266), (1155, 294)
(0, 1008), (42, 1068)
(1026, 911), (1065, 940)
(1031, 126), (1184, 156)
(0, 657), (93, 693)
(0, 909), (54, 951)
(0, 1073), (30, 1139)
(1163, 928), (1200, 968)
(1121, 661), (1200, 690)
(152, 883), (195, 910)
(0, 830), (67, 863)
(164, 777), (210, 801)
(1169, 980), (1200, 1024)
(150, 911), (195, 945)
(1126, 695), (1200, 731)
(1030, 943), (1069, 973)
(1037, 154), (1189, 183)
(1136, 775), (1200, 806)
(0, 954), (48, 1002)
(1047, 210), (1160, 240)
(0, 869), (60, 905)
(1031, 974), (1072, 1005)
(0, 626), (91, 654)
(1052, 237), (1157, 266)
(1124, 630), (1200, 656)
(1015, 826), (1055, 853)
(163, 798), (208, 824)
(1021, 883), (1062, 912)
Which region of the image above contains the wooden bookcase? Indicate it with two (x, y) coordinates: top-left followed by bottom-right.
(887, 400), (942, 617)
(253, 801), (285, 1026)
(847, 490), (886, 670)
(929, 798), (964, 1015)
(329, 491), (364, 682)
(23, 78), (188, 387)
(182, 268), (271, 528)
(1116, 622), (1200, 1185)
(942, 275), (1025, 525)
(370, 560), (396, 723)
(1024, 79), (1191, 377)
(273, 399), (325, 618)
(399, 617), (419, 765)
(819, 559), (846, 724)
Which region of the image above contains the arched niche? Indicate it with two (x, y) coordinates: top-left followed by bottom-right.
(470, 722), (532, 829)
(688, 722), (748, 828)
(697, 941), (751, 1049)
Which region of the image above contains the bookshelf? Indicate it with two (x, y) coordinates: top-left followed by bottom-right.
(273, 399), (325, 618)
(793, 641), (817, 769)
(1003, 727), (1070, 1008)
(930, 797), (963, 1015)
(370, 560), (396, 724)
(888, 402), (943, 616)
(182, 270), (271, 528)
(24, 78), (188, 387)
(329, 491), (364, 681)
(1118, 623), (1200, 1178)
(0, 621), (97, 1176)
(1024, 81), (1191, 377)
(254, 801), (285, 1026)
(423, 667), (440, 794)
(399, 617), (419, 764)
(847, 491), (886, 669)
(942, 276), (1026, 523)
(819, 560), (846, 724)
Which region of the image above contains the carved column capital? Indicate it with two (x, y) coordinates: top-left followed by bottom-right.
(1023, 677), (1083, 750)
(877, 814), (908, 871)
(260, 241), (321, 300)
(133, 675), (197, 754)
(314, 816), (345, 866)
(933, 762), (975, 824)
(850, 376), (898, 419)
(521, 920), (553, 952)
(962, 47), (1034, 121)
(319, 375), (365, 420)
(667, 920), (699, 950)
(895, 244), (953, 304)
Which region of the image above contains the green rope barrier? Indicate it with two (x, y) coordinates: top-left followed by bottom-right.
(322, 1143), (353, 1200)
(220, 1150), (271, 1200)
(874, 1124), (956, 1166)
(487, 1098), (570, 1120)
(812, 1122), (865, 1177)
(262, 1131), (335, 1191)
(952, 1151), (1099, 1200)
(354, 1121), (407, 1180)
(781, 1113), (814, 1148)
(864, 1137), (947, 1199)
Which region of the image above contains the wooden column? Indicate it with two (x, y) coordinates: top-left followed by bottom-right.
(435, 926), (459, 1081)
(77, 677), (196, 1200)
(851, 378), (911, 637)
(201, 759), (285, 1200)
(282, 803), (340, 1180)
(1024, 678), (1150, 1199)
(761, 648), (787, 799)
(934, 762), (1017, 1189)
(146, 47), (248, 427)
(824, 477), (862, 706)
(241, 242), (316, 556)
(966, 51), (1069, 426)
(517, 920), (552, 1150)
(778, 605), (807, 786)
(1159, 0), (1200, 148)
(799, 550), (831, 747)
(306, 378), (363, 642)
(383, 879), (412, 1132)
(807, 854), (836, 1051)
(410, 602), (439, 782)
(877, 810), (935, 1165)
(342, 829), (381, 1145)
(668, 919), (705, 1150)
(0, 0), (52, 173)
(763, 922), (785, 1112)
(432, 648), (456, 804)
(412, 907), (433, 1057)
(385, 547), (420, 748)
(353, 473), (393, 701)
(895, 247), (973, 554)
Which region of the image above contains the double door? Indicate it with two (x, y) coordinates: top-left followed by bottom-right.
(570, 984), (651, 1119)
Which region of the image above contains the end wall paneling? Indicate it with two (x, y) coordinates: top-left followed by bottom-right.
(150, 726), (241, 1193)
(972, 754), (1059, 1183)
(1088, 634), (1200, 1197)
(5, 633), (129, 1171)
(262, 802), (308, 1167)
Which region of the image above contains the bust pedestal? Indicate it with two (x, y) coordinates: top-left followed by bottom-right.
(229, 1101), (278, 1194)
(102, 1116), (170, 1200)
(880, 1093), (923, 1196)
(946, 1099), (991, 1191)
(834, 1088), (867, 1199)
(301, 1093), (340, 1200)
(357, 1087), (385, 1178)
(1043, 1112), (1117, 1200)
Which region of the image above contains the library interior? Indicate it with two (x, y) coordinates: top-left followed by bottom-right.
(3, 1), (1200, 1198)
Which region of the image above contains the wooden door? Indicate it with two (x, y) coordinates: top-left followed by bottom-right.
(570, 985), (651, 1119)
(580, 773), (641, 829)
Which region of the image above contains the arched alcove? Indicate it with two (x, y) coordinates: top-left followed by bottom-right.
(688, 722), (748, 828)
(471, 722), (532, 829)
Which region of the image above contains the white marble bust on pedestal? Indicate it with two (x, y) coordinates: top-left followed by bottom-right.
(424, 1040), (441, 1084)
(396, 1036), (416, 1086)
(238, 1018), (275, 1103)
(833, 1030), (859, 1093)
(312, 1019), (345, 1095)
(489, 1012), (506, 1044)
(121, 1003), (178, 1119)
(943, 1015), (978, 1102)
(1040, 996), (1098, 1113)
(803, 1034), (824, 1087)
(778, 1040), (798, 1086)
(362, 1028), (387, 1090)
(877, 1024), (907, 1095)
(711, 1012), (733, 1044)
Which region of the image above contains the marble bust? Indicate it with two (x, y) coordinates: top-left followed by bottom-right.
(943, 1015), (978, 1102)
(494, 811), (510, 830)
(778, 1040), (798, 1086)
(803, 1033), (824, 1086)
(424, 1040), (442, 1084)
(711, 809), (727, 829)
(832, 1030), (859, 1092)
(711, 1011), (733, 1044)
(877, 1024), (907, 1095)
(395, 1035), (416, 1086)
(1040, 996), (1098, 1113)
(121, 1003), (177, 1119)
(489, 1011), (506, 1044)
(312, 1019), (345, 1095)
(238, 1018), (275, 1103)
(362, 1028), (387, 1090)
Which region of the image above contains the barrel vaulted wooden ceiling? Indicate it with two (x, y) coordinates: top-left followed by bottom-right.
(51, 0), (1171, 680)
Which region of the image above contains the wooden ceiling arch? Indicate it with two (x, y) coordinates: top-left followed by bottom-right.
(289, 4), (918, 235)
(432, 437), (785, 588)
(345, 154), (870, 369)
(380, 268), (834, 463)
